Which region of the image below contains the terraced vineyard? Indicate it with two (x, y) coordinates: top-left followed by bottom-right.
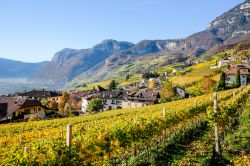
(0, 86), (249, 165)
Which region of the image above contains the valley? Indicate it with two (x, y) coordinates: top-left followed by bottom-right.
(0, 0), (250, 165)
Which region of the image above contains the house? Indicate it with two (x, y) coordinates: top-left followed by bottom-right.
(227, 54), (238, 61)
(210, 66), (219, 70)
(218, 59), (230, 67)
(174, 86), (189, 98)
(210, 59), (230, 69)
(242, 56), (250, 63)
(81, 90), (124, 113)
(172, 69), (178, 73)
(81, 93), (102, 113)
(19, 89), (62, 102)
(225, 64), (250, 86)
(123, 90), (160, 108)
(0, 97), (46, 121)
(95, 85), (107, 92)
(81, 89), (160, 113)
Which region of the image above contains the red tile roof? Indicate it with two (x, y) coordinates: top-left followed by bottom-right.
(230, 64), (250, 69)
(225, 68), (250, 75)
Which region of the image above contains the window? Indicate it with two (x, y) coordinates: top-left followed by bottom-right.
(111, 100), (115, 104)
(103, 100), (107, 104)
(116, 100), (122, 105)
(24, 109), (30, 114)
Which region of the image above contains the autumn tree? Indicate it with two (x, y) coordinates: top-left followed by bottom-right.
(48, 100), (58, 111)
(200, 76), (216, 93)
(64, 103), (79, 117)
(46, 100), (59, 118)
(148, 79), (156, 89)
(58, 92), (70, 117)
(160, 80), (175, 102)
(40, 98), (49, 107)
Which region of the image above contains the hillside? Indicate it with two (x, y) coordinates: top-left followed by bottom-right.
(0, 86), (249, 165)
(31, 40), (134, 83)
(33, 0), (250, 86)
(68, 40), (250, 92)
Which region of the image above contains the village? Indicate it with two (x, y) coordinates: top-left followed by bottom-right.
(0, 46), (250, 123)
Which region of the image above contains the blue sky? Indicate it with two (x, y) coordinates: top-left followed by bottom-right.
(0, 0), (244, 62)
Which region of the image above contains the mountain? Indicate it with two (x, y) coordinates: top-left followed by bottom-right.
(31, 40), (134, 83)
(0, 58), (48, 78)
(34, 0), (250, 85)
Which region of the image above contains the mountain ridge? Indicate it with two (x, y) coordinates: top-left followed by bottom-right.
(0, 58), (49, 78)
(31, 40), (134, 83)
(30, 0), (250, 85)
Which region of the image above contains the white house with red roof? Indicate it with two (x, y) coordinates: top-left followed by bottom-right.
(225, 64), (250, 86)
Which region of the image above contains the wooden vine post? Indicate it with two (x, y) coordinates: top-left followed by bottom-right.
(66, 124), (72, 147)
(134, 114), (138, 124)
(162, 107), (166, 118)
(24, 147), (28, 153)
(213, 92), (221, 156)
(59, 131), (63, 139)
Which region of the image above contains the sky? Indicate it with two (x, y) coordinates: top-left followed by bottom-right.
(0, 0), (244, 62)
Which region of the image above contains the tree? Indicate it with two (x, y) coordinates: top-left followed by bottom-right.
(148, 79), (156, 89)
(45, 101), (60, 118)
(142, 71), (160, 79)
(161, 80), (175, 102)
(124, 74), (130, 81)
(200, 77), (216, 93)
(40, 98), (49, 106)
(87, 98), (104, 113)
(58, 92), (70, 117)
(64, 103), (79, 117)
(235, 69), (241, 88)
(216, 72), (226, 91)
(108, 80), (118, 90)
(48, 100), (58, 111)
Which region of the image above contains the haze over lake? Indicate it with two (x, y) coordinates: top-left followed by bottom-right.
(0, 78), (53, 95)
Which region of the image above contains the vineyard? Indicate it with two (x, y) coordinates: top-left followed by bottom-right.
(0, 86), (250, 165)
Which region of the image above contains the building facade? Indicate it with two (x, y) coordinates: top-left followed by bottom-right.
(81, 89), (160, 114)
(225, 64), (250, 86)
(0, 97), (46, 121)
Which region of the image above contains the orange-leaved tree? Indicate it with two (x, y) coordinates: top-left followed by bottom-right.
(58, 92), (70, 117)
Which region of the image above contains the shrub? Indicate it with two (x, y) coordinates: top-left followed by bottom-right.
(28, 115), (39, 122)
(87, 98), (104, 113)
